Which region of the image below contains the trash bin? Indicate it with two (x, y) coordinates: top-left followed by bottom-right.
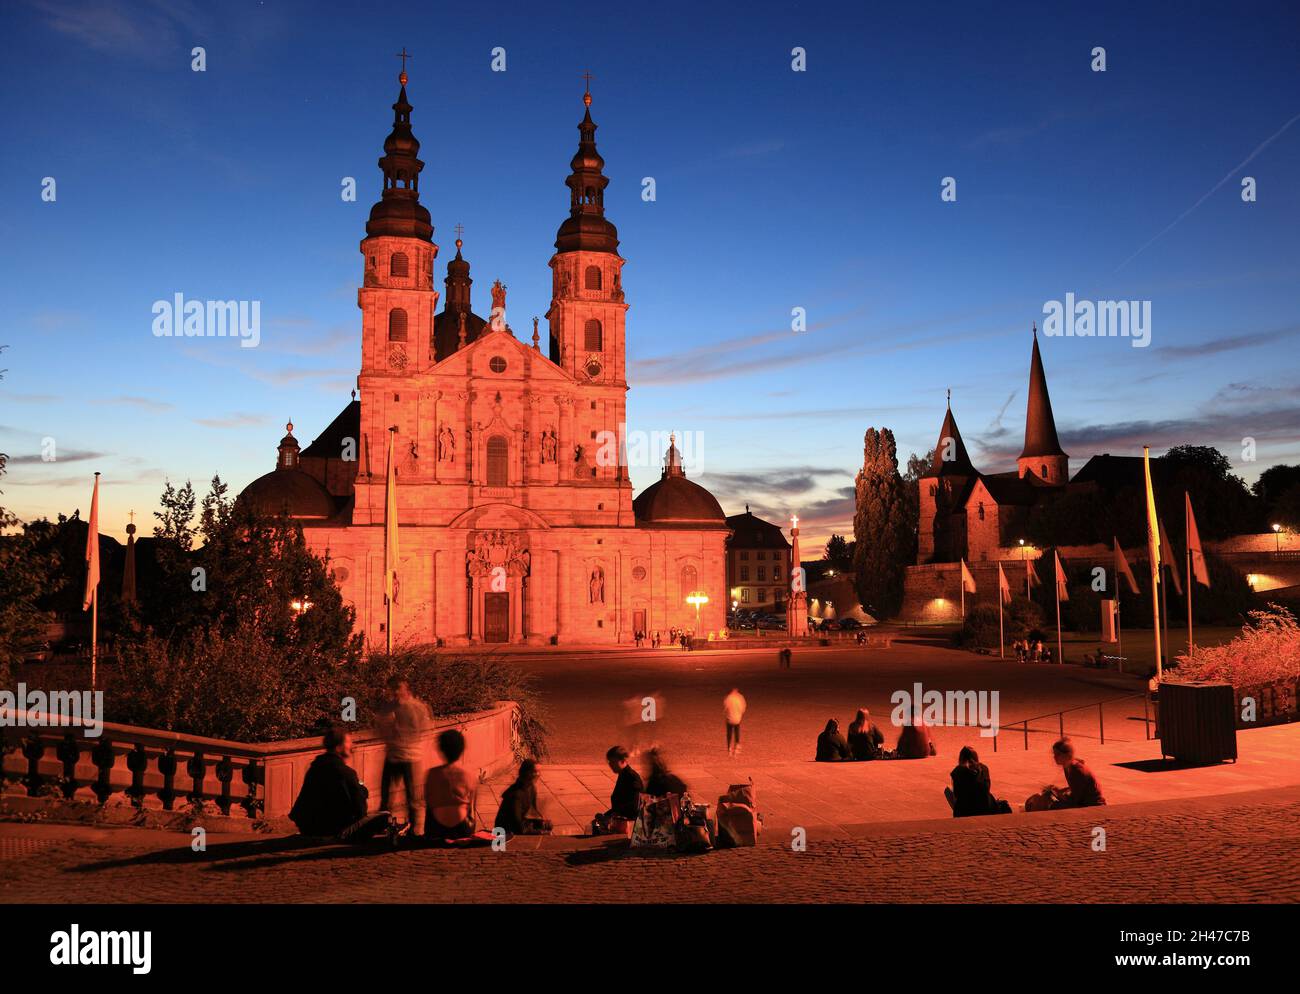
(1158, 680), (1237, 764)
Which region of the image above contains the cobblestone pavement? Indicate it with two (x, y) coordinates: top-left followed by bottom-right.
(2, 787), (1297, 904)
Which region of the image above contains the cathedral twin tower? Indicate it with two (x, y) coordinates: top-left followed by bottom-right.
(241, 69), (729, 646)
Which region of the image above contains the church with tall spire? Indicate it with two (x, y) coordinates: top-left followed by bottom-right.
(916, 327), (1074, 563)
(239, 65), (727, 646)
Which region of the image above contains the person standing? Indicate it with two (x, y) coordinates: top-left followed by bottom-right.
(723, 687), (747, 756)
(379, 677), (432, 834)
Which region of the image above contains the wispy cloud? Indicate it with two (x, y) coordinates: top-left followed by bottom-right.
(94, 395), (175, 412)
(1159, 323), (1300, 360)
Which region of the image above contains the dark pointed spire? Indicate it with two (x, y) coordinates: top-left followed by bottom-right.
(1020, 327), (1067, 460)
(555, 79), (619, 253)
(366, 64), (433, 241)
(927, 404), (975, 477)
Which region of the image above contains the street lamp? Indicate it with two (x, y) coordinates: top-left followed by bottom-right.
(686, 591), (709, 633)
(1273, 523), (1282, 553)
(290, 598), (313, 616)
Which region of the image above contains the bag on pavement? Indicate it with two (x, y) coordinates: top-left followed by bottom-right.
(631, 793), (680, 849)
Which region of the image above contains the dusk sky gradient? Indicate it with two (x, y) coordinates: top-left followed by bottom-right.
(2, 0), (1299, 550)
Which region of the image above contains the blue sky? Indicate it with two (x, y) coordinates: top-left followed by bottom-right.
(2, 0), (1298, 549)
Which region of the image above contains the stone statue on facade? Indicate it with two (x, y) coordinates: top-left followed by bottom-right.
(589, 566), (605, 604)
(438, 425), (455, 462)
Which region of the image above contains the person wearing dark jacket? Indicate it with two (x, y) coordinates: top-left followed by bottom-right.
(592, 745), (644, 834)
(644, 747), (688, 796)
(1051, 737), (1106, 808)
(945, 746), (1009, 817)
(847, 708), (885, 761)
(815, 718), (852, 761)
(289, 725), (394, 843)
(494, 760), (552, 836)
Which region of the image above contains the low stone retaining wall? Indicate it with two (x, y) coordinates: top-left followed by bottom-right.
(0, 702), (520, 826)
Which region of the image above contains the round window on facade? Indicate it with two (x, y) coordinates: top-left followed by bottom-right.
(632, 566), (647, 581)
(489, 356), (507, 373)
(585, 358), (602, 379)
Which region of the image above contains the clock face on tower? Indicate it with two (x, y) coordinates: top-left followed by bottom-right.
(584, 356), (602, 380)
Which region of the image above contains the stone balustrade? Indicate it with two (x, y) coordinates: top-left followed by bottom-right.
(0, 701), (520, 823)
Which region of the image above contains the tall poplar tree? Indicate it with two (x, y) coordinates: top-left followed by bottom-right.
(852, 428), (916, 620)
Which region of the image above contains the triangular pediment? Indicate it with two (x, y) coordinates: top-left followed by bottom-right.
(430, 327), (574, 385)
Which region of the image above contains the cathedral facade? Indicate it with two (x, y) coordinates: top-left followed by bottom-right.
(241, 72), (728, 646)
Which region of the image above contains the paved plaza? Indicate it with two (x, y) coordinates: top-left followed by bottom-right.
(4, 637), (1298, 904)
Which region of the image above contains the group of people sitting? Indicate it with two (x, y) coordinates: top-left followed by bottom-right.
(1012, 637), (1054, 664)
(947, 736), (1106, 817)
(591, 745), (688, 834)
(815, 709), (936, 762)
(289, 722), (555, 846)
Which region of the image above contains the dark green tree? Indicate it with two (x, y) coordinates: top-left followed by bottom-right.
(852, 428), (915, 619)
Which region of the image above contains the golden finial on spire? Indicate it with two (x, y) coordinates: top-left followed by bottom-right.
(454, 222), (464, 252)
(286, 420), (294, 435)
(396, 47), (412, 86)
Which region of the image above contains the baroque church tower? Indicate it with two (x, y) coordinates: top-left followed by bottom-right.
(353, 67), (439, 523)
(546, 85), (632, 490)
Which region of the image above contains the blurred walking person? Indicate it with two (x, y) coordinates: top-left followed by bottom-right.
(723, 687), (747, 757)
(379, 677), (432, 835)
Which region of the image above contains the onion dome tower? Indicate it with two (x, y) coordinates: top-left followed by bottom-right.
(546, 78), (628, 392)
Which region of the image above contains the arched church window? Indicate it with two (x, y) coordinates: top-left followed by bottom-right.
(978, 502), (985, 521)
(390, 253), (409, 278)
(584, 319), (603, 351)
(680, 564), (698, 600)
(584, 266), (602, 291)
(388, 308), (408, 342)
(1041, 464), (1047, 478)
(487, 435), (509, 487)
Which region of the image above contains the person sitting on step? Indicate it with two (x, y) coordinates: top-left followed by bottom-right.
(815, 717), (852, 762)
(289, 724), (396, 845)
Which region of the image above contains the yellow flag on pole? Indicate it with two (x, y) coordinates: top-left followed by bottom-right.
(82, 474), (100, 611)
(960, 559), (977, 593)
(384, 428), (399, 605)
(998, 563), (1011, 604)
(1144, 446), (1164, 678)
(1053, 549), (1069, 601)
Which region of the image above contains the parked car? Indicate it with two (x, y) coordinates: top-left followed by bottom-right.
(818, 618), (842, 631)
(756, 616), (785, 630)
(838, 618), (863, 630)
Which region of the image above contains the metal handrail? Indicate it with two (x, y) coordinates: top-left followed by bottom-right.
(990, 692), (1152, 752)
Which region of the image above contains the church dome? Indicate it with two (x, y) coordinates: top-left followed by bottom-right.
(241, 469), (336, 520)
(633, 437), (725, 527)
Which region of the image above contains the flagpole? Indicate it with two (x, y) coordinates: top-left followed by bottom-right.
(999, 584), (1005, 658)
(90, 587), (98, 691)
(1144, 447), (1163, 681)
(1161, 566), (1170, 667)
(1186, 496), (1194, 652)
(1116, 598), (1123, 674)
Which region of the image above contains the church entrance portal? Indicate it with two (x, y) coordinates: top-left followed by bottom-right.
(484, 592), (510, 643)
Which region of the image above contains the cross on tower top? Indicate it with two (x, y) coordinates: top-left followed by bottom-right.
(454, 223), (464, 240)
(582, 70), (594, 91)
(395, 47), (412, 84)
(791, 514), (799, 530)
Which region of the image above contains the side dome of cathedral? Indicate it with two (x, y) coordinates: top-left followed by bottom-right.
(239, 423), (338, 520)
(633, 437), (726, 527)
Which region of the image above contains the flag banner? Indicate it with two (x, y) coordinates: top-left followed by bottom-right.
(1186, 492), (1210, 587)
(384, 429), (400, 605)
(1053, 550), (1069, 602)
(1027, 556), (1041, 588)
(1159, 517), (1184, 596)
(1144, 449), (1162, 591)
(961, 559), (976, 593)
(998, 563), (1011, 604)
(82, 475), (100, 611)
(1113, 538), (1139, 595)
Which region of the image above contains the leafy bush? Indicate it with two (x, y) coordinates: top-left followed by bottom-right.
(108, 625), (549, 758)
(957, 596), (1044, 649)
(1169, 604), (1300, 688)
